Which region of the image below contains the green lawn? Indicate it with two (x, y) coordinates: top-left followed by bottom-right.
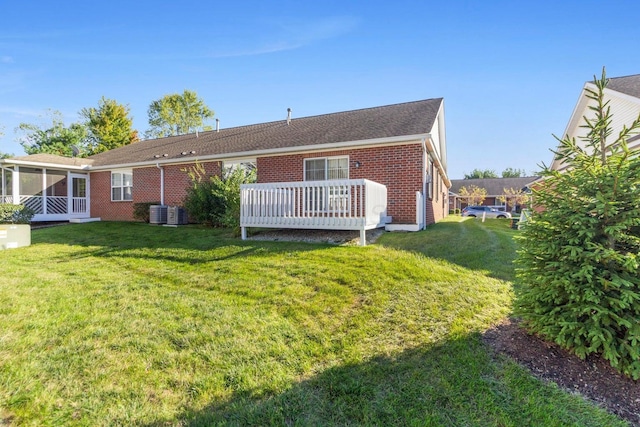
(0, 218), (626, 426)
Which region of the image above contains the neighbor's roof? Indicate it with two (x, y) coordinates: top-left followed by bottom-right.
(88, 98), (443, 168)
(449, 177), (539, 195)
(603, 74), (640, 99)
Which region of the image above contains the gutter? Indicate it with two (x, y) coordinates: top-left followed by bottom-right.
(0, 159), (91, 170)
(422, 135), (451, 188)
(87, 133), (431, 171)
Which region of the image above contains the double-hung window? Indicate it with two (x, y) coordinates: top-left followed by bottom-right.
(111, 170), (133, 201)
(303, 157), (349, 212)
(304, 157), (348, 181)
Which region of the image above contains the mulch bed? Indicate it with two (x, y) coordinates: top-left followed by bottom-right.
(483, 318), (640, 426)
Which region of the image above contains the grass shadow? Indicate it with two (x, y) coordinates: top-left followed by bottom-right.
(144, 335), (623, 427)
(31, 222), (337, 265)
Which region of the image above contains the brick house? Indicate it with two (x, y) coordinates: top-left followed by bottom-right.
(0, 99), (449, 242)
(449, 177), (539, 212)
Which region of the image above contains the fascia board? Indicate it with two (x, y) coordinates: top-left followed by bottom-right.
(0, 159), (91, 170)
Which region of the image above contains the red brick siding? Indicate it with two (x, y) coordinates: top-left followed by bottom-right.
(90, 171), (133, 221)
(426, 171), (449, 224)
(257, 144), (425, 224)
(89, 161), (221, 221)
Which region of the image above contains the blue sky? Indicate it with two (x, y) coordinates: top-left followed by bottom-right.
(1, 0), (638, 178)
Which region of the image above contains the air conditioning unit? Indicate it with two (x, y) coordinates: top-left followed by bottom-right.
(149, 205), (168, 224)
(167, 206), (188, 225)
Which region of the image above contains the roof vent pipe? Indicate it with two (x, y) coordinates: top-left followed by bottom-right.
(287, 108), (292, 125)
(216, 118), (220, 132)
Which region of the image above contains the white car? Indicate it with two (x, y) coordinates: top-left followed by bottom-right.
(461, 206), (512, 219)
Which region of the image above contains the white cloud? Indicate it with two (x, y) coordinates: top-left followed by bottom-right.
(207, 16), (360, 59)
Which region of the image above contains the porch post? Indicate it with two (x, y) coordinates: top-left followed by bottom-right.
(42, 169), (48, 214)
(12, 166), (20, 205)
(67, 171), (72, 215)
(360, 228), (366, 246)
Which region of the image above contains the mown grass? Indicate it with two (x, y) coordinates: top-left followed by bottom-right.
(0, 218), (626, 426)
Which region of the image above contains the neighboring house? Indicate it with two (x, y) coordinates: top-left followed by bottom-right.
(0, 99), (450, 243)
(551, 73), (640, 171)
(449, 177), (538, 212)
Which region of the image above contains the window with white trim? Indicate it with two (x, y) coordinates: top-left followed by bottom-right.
(111, 170), (133, 201)
(303, 156), (349, 213)
(304, 156), (349, 181)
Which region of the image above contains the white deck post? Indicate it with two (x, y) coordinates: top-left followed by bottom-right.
(241, 226), (247, 240)
(360, 228), (366, 246)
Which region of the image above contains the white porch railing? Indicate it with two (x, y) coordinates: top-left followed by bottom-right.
(6, 195), (89, 219)
(72, 197), (87, 214)
(240, 179), (388, 246)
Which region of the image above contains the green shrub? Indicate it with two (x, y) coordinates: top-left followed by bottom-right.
(515, 70), (640, 379)
(133, 201), (161, 223)
(182, 163), (256, 232)
(0, 204), (35, 224)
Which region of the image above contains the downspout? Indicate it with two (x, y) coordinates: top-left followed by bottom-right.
(0, 166), (5, 202)
(156, 163), (165, 205)
(421, 137), (428, 230)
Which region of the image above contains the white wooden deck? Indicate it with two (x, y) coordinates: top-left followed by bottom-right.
(240, 179), (388, 246)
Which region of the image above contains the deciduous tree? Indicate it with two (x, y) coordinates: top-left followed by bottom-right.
(146, 90), (214, 138)
(501, 167), (527, 178)
(81, 97), (139, 155)
(16, 111), (87, 157)
(497, 187), (530, 211)
(458, 185), (487, 206)
(463, 168), (498, 179)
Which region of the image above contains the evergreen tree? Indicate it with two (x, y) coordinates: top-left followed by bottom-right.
(515, 69), (640, 379)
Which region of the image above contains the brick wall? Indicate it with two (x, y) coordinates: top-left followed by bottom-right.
(89, 161), (221, 221)
(257, 144), (427, 224)
(425, 170), (449, 225)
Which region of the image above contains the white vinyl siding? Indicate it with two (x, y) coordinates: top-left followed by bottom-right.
(111, 171), (133, 201)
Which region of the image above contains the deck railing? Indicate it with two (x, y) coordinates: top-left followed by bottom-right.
(240, 179), (388, 245)
(0, 195), (89, 217)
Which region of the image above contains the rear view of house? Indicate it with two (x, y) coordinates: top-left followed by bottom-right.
(0, 99), (450, 243)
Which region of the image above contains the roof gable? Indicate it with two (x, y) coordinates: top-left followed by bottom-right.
(88, 99), (443, 167)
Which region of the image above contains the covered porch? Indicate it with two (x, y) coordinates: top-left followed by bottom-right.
(240, 179), (389, 246)
(1, 165), (90, 222)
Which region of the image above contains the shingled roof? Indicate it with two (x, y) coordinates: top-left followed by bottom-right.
(88, 98), (443, 168)
(6, 153), (93, 168)
(604, 74), (640, 99)
(449, 177), (539, 196)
